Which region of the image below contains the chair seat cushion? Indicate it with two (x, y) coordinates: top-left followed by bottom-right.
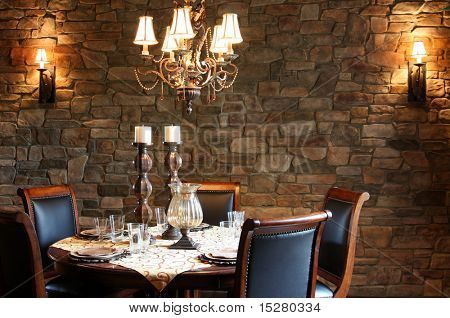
(315, 281), (333, 298)
(46, 276), (121, 298)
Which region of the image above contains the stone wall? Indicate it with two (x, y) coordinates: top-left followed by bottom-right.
(0, 0), (449, 297)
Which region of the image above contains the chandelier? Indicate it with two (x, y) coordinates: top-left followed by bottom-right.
(133, 0), (243, 114)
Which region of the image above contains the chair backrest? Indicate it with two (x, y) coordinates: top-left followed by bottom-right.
(318, 187), (370, 297)
(233, 211), (332, 298)
(197, 182), (240, 226)
(0, 212), (46, 298)
(17, 185), (79, 268)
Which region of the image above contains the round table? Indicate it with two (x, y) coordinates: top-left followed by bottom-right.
(48, 246), (235, 296)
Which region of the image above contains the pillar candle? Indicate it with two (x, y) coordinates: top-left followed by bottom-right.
(134, 126), (152, 145)
(163, 125), (181, 144)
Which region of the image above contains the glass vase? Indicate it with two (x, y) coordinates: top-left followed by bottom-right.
(167, 183), (203, 249)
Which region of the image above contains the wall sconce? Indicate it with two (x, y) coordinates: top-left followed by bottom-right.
(35, 48), (56, 104)
(408, 41), (427, 103)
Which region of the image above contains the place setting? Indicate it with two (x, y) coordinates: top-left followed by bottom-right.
(197, 211), (245, 266)
(69, 247), (127, 263)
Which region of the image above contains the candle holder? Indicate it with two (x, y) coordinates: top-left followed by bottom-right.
(132, 142), (153, 223)
(161, 142), (182, 240)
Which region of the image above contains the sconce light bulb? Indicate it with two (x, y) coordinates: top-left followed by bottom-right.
(416, 56), (422, 64)
(39, 61), (45, 69)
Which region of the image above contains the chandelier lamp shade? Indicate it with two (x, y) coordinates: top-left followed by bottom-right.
(170, 6), (196, 40)
(133, 16), (158, 56)
(133, 0), (243, 114)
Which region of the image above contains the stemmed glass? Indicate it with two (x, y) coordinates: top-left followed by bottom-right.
(94, 217), (108, 242)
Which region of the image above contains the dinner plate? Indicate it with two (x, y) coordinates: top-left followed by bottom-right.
(190, 223), (212, 232)
(79, 229), (112, 239)
(199, 254), (236, 266)
(69, 247), (125, 262)
(77, 247), (117, 257)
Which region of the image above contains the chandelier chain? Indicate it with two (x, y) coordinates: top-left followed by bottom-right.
(135, 69), (160, 91)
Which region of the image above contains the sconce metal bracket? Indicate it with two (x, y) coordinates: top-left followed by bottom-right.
(38, 66), (56, 104)
(408, 62), (426, 103)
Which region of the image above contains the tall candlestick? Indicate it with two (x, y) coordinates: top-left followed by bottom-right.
(163, 125), (181, 144)
(161, 141), (182, 240)
(135, 126), (152, 145)
(132, 142), (153, 223)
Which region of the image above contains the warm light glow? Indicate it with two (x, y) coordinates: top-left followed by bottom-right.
(35, 48), (48, 69)
(170, 6), (195, 40)
(134, 16), (158, 55)
(210, 25), (228, 55)
(412, 41), (426, 63)
(161, 26), (179, 53)
(221, 13), (242, 44)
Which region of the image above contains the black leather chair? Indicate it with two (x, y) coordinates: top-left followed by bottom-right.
(315, 187), (370, 298)
(0, 212), (46, 298)
(233, 211), (332, 298)
(197, 182), (240, 226)
(17, 185), (78, 271)
(17, 185), (137, 297)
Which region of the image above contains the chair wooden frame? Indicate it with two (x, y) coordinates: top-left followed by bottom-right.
(0, 212), (46, 298)
(318, 187), (370, 298)
(233, 211), (332, 298)
(17, 185), (80, 234)
(197, 182), (240, 211)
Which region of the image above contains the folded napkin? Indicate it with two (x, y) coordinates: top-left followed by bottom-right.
(209, 248), (238, 259)
(77, 247), (117, 257)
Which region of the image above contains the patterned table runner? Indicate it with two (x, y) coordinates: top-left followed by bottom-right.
(51, 227), (238, 292)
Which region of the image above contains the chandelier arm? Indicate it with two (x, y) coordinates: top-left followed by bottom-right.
(214, 64), (237, 80)
(194, 59), (210, 74)
(135, 65), (175, 88)
(160, 58), (181, 73)
(199, 68), (213, 87)
(196, 58), (214, 75)
(160, 59), (185, 87)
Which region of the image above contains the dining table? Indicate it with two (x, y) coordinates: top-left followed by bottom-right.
(47, 227), (237, 297)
